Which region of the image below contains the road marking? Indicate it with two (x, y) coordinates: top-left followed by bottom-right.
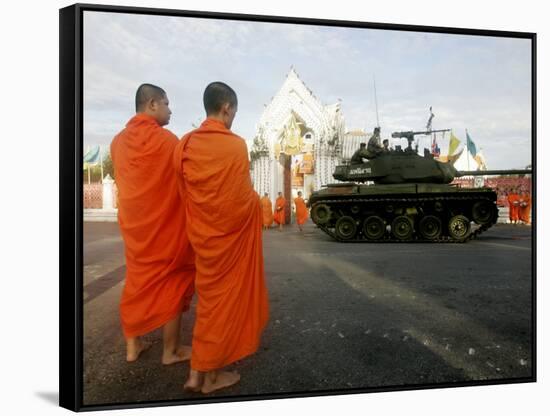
(84, 265), (126, 304)
(475, 242), (531, 251)
(84, 235), (123, 249)
(295, 253), (530, 378)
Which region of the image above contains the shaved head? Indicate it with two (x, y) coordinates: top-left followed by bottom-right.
(135, 83), (167, 113)
(203, 82), (238, 115)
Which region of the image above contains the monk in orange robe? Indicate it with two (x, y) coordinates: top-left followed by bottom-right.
(274, 192), (286, 231)
(507, 189), (520, 224)
(260, 192), (274, 230)
(111, 84), (195, 364)
(519, 191), (531, 225)
(294, 191), (308, 231)
(174, 82), (269, 394)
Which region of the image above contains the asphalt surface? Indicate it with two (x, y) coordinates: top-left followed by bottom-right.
(82, 220), (534, 407)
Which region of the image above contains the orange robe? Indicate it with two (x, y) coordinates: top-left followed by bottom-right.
(274, 196), (286, 225)
(294, 196), (308, 225)
(111, 113), (195, 338)
(507, 193), (520, 222)
(260, 196), (274, 227)
(519, 193), (531, 224)
(173, 118), (269, 371)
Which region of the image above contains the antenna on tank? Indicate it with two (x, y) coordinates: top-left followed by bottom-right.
(373, 75), (380, 129)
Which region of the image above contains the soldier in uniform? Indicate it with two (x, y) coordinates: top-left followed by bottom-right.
(366, 127), (384, 158)
(350, 142), (369, 164)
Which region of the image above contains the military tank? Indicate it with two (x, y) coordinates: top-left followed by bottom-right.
(308, 130), (531, 242)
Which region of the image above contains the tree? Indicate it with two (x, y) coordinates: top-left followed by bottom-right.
(102, 152), (114, 180)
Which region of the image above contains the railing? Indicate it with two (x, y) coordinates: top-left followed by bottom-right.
(84, 183), (102, 209)
(452, 177), (532, 207)
(83, 181), (118, 209)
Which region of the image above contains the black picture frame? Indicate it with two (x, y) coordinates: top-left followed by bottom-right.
(60, 3), (536, 412)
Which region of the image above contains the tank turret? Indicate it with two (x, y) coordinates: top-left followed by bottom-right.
(333, 151), (531, 185)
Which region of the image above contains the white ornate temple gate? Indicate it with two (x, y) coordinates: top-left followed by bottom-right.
(249, 68), (344, 222)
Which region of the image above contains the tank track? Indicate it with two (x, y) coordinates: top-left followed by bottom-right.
(312, 195), (498, 243)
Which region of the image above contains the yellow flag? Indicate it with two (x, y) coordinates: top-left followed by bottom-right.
(448, 148), (464, 165)
(449, 131), (461, 156)
(474, 151), (487, 170)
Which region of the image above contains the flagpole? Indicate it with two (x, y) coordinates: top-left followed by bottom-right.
(85, 144), (90, 185)
(373, 75), (380, 128)
(99, 145), (104, 184)
(448, 130), (452, 158)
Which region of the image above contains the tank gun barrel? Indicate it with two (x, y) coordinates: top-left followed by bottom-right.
(391, 129), (451, 139)
(391, 129), (451, 149)
(456, 169), (532, 177)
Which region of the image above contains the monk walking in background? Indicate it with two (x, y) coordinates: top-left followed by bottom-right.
(174, 82), (269, 394)
(274, 191), (286, 231)
(519, 190), (531, 225)
(294, 191), (308, 232)
(260, 192), (274, 230)
(507, 188), (520, 224)
(111, 84), (195, 364)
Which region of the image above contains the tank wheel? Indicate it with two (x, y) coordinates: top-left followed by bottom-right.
(311, 204), (332, 225)
(434, 201), (444, 212)
(448, 215), (471, 240)
(418, 215), (442, 240)
(362, 216), (385, 240)
(351, 204), (360, 214)
(472, 201), (497, 225)
(335, 216), (357, 240)
(391, 216), (414, 240)
(385, 204), (395, 214)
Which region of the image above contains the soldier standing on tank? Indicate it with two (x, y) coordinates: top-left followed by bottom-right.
(382, 139), (390, 153)
(350, 143), (370, 164)
(366, 127), (384, 158)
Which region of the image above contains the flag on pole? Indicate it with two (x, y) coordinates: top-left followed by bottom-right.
(466, 130), (477, 157)
(474, 149), (487, 170)
(431, 134), (440, 157)
(83, 145), (101, 169)
(448, 148), (464, 165)
(426, 106), (434, 131)
(448, 131), (461, 156)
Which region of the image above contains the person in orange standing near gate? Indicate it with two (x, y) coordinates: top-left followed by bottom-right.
(507, 188), (520, 224)
(111, 83), (195, 365)
(519, 190), (532, 225)
(294, 191), (308, 232)
(274, 191), (286, 231)
(173, 82), (269, 394)
(260, 192), (274, 230)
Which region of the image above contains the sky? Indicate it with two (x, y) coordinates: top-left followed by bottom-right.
(83, 11), (532, 169)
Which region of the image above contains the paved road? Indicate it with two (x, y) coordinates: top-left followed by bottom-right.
(82, 220), (533, 407)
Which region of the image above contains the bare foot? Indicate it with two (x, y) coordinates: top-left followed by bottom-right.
(163, 345), (192, 365)
(201, 371), (240, 394)
(126, 339), (153, 362)
(183, 369), (204, 392)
